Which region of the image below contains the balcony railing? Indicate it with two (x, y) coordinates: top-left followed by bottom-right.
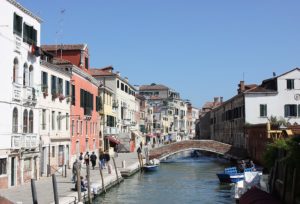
(104, 127), (118, 135)
(12, 83), (22, 102)
(23, 87), (37, 105)
(11, 133), (39, 149)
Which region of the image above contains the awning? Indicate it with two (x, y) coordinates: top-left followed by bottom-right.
(107, 135), (120, 144)
(284, 129), (293, 136)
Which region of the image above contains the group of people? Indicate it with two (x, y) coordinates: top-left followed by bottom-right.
(238, 160), (256, 172)
(72, 150), (111, 191)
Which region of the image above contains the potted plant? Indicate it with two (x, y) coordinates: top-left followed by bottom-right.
(59, 94), (65, 101)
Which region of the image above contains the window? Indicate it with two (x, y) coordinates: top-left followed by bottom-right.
(71, 120), (75, 135)
(77, 121), (80, 134)
(52, 111), (55, 130)
(86, 121), (88, 135)
(23, 63), (28, 86)
(85, 57), (89, 69)
(13, 13), (22, 36)
(51, 75), (57, 95)
(23, 109), (28, 133)
(71, 85), (75, 105)
(58, 78), (63, 94)
(0, 158), (7, 175)
(41, 72), (48, 92)
(117, 80), (119, 88)
(121, 83), (124, 91)
(12, 108), (18, 133)
(66, 113), (69, 130)
(81, 121), (83, 134)
(29, 110), (33, 133)
(287, 79), (294, 90)
(80, 89), (94, 116)
(58, 112), (61, 130)
(125, 85), (128, 93)
(42, 109), (46, 130)
(52, 146), (55, 158)
(23, 23), (37, 45)
(65, 81), (70, 96)
(29, 65), (33, 87)
(13, 58), (19, 83)
(284, 104), (297, 117)
(260, 104), (267, 117)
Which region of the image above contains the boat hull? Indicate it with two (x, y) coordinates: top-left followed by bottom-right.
(142, 164), (159, 172)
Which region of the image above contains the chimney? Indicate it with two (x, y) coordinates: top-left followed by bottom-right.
(116, 71), (120, 77)
(124, 77), (128, 83)
(238, 81), (245, 93)
(220, 97), (223, 103)
(214, 97), (219, 103)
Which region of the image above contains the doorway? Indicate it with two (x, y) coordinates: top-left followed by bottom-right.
(11, 157), (15, 186)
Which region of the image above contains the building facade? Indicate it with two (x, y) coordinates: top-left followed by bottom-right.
(39, 55), (71, 176)
(0, 0), (41, 188)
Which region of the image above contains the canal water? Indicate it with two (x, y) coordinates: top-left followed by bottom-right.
(94, 151), (235, 204)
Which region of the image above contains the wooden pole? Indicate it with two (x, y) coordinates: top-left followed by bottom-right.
(271, 160), (278, 194)
(99, 165), (106, 193)
(282, 163), (288, 202)
(76, 165), (82, 202)
(31, 179), (38, 204)
(65, 164), (67, 177)
(112, 157), (120, 184)
(86, 165), (92, 204)
(52, 174), (59, 204)
(291, 168), (297, 204)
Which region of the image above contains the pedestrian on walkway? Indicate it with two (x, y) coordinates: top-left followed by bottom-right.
(90, 151), (97, 170)
(99, 150), (106, 169)
(72, 159), (80, 183)
(114, 144), (119, 157)
(79, 152), (83, 164)
(84, 152), (90, 166)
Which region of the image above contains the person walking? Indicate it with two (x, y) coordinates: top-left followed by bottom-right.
(99, 151), (106, 169)
(90, 152), (97, 170)
(72, 159), (80, 183)
(79, 152), (83, 165)
(84, 152), (90, 166)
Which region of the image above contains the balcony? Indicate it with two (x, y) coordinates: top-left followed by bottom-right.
(12, 83), (22, 102)
(104, 127), (118, 135)
(23, 87), (37, 105)
(11, 133), (39, 149)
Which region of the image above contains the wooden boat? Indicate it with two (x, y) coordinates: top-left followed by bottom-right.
(142, 163), (159, 171)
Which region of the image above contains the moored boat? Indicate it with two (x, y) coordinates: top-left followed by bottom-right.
(216, 167), (254, 183)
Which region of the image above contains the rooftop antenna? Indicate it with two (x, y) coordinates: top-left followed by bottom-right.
(55, 8), (66, 58)
(242, 72), (245, 81)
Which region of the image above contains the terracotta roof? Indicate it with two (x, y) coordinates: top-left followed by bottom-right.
(41, 44), (87, 51)
(202, 101), (222, 110)
(90, 69), (115, 76)
(135, 94), (146, 100)
(52, 57), (72, 65)
(245, 86), (277, 93)
(140, 84), (169, 91)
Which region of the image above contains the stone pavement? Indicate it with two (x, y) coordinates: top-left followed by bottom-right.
(0, 152), (140, 204)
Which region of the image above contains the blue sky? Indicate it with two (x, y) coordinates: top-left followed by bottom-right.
(18, 0), (300, 108)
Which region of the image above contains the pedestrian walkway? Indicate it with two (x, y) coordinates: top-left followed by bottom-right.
(0, 152), (140, 204)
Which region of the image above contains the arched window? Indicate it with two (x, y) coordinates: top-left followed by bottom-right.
(23, 109), (28, 133)
(29, 65), (33, 87)
(29, 110), (33, 133)
(12, 107), (18, 133)
(13, 58), (19, 83)
(23, 63), (28, 86)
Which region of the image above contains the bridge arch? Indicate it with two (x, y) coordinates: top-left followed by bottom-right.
(149, 140), (247, 160)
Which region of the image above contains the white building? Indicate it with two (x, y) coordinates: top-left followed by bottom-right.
(39, 55), (71, 176)
(0, 0), (41, 188)
(210, 68), (300, 148)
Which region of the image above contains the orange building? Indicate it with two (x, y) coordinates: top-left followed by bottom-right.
(42, 44), (102, 162)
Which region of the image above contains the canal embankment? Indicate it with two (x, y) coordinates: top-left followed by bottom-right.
(0, 152), (142, 204)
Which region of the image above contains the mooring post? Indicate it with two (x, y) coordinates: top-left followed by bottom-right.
(86, 165), (92, 204)
(31, 179), (38, 204)
(52, 174), (59, 204)
(76, 165), (82, 202)
(99, 165), (106, 193)
(65, 164), (67, 178)
(112, 157), (120, 184)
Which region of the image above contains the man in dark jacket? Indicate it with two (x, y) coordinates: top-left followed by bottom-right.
(90, 152), (97, 170)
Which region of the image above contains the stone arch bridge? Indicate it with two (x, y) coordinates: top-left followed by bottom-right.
(149, 140), (247, 160)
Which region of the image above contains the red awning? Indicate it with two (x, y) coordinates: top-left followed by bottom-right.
(107, 136), (120, 144)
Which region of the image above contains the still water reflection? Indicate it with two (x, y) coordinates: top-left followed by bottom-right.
(94, 151), (234, 204)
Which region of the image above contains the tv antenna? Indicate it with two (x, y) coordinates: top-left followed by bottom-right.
(55, 8), (66, 58)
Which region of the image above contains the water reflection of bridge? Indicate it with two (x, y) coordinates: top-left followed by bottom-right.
(149, 140), (247, 160)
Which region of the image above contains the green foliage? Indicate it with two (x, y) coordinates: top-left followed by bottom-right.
(269, 115), (287, 126)
(263, 136), (300, 169)
(263, 138), (288, 169)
